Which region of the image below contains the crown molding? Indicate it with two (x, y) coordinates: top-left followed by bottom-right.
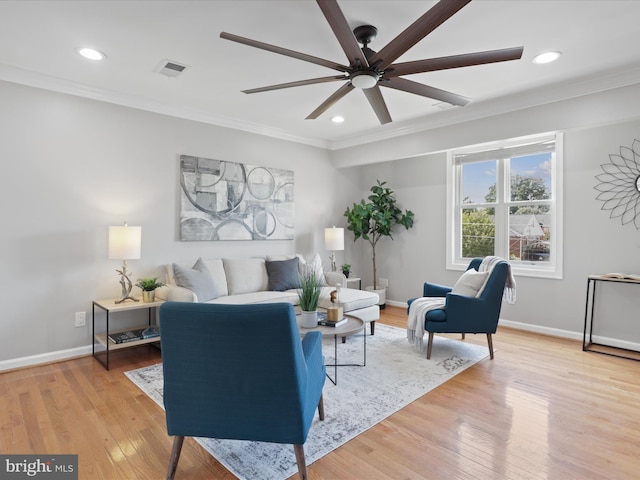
(2, 62), (639, 153)
(0, 63), (331, 150)
(327, 65), (640, 151)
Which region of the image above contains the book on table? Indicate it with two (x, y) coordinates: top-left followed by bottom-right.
(317, 312), (347, 327)
(601, 273), (640, 281)
(142, 326), (160, 339)
(108, 328), (147, 344)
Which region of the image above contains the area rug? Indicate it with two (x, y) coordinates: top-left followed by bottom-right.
(125, 324), (488, 480)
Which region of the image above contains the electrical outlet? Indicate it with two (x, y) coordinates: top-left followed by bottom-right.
(74, 312), (86, 328)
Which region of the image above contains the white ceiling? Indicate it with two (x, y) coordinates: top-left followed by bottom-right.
(1, 1), (640, 149)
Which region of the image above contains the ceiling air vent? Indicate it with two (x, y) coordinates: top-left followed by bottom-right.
(155, 59), (190, 78)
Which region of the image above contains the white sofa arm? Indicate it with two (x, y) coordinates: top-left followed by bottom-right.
(325, 271), (347, 288)
(156, 285), (197, 302)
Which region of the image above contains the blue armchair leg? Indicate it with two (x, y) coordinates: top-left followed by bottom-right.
(318, 394), (325, 420)
(487, 333), (494, 359)
(166, 436), (184, 480)
(293, 444), (308, 480)
(426, 332), (434, 359)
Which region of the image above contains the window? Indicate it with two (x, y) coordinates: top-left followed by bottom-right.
(447, 133), (563, 278)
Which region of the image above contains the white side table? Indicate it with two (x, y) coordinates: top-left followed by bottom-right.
(345, 276), (361, 290)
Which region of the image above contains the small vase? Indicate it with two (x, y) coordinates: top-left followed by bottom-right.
(300, 310), (318, 328)
(343, 271), (350, 278)
(142, 290), (156, 303)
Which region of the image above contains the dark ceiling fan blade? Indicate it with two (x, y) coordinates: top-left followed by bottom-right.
(316, 0), (369, 67)
(306, 83), (355, 119)
(363, 86), (392, 124)
(383, 77), (470, 106)
(243, 75), (347, 94)
(370, 0), (472, 70)
(386, 46), (524, 77)
(220, 32), (349, 72)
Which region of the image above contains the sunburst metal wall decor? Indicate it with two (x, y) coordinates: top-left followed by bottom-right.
(595, 139), (640, 229)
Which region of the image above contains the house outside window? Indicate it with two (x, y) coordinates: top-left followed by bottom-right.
(446, 133), (563, 278)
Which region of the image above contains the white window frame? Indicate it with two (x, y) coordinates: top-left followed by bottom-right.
(446, 132), (563, 279)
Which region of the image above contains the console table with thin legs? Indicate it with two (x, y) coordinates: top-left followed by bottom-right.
(583, 275), (640, 361)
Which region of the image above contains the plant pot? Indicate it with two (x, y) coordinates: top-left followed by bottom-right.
(342, 271), (350, 278)
(300, 310), (318, 328)
(365, 286), (386, 308)
(142, 290), (156, 303)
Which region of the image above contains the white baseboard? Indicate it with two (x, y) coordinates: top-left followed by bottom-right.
(388, 300), (640, 351)
(0, 345), (92, 372)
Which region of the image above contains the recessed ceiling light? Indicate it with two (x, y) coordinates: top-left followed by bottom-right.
(532, 51), (561, 64)
(331, 116), (345, 123)
(77, 47), (106, 61)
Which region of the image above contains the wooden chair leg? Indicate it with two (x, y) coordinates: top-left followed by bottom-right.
(166, 436), (184, 480)
(461, 333), (466, 340)
(487, 333), (494, 359)
(426, 332), (434, 359)
(293, 444), (308, 480)
(341, 336), (346, 343)
(317, 394), (325, 421)
(370, 320), (375, 335)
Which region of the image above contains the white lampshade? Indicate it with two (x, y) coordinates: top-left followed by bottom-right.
(109, 224), (141, 260)
(325, 227), (344, 251)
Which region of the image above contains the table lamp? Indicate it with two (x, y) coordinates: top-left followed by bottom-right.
(109, 222), (141, 304)
(324, 226), (344, 272)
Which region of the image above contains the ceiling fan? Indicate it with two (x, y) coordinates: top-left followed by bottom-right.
(220, 0), (523, 125)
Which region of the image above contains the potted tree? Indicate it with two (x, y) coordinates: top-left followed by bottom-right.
(344, 180), (414, 306)
(297, 266), (323, 328)
(135, 277), (165, 303)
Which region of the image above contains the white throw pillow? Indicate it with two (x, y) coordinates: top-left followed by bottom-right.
(451, 269), (489, 297)
(299, 253), (327, 286)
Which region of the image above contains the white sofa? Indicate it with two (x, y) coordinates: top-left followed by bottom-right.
(155, 255), (380, 333)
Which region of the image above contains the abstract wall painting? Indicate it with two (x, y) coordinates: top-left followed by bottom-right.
(179, 155), (294, 241)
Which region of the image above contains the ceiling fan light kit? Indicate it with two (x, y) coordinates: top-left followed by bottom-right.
(350, 70), (379, 89)
(220, 0), (523, 125)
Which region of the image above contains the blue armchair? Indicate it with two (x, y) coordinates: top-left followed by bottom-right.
(408, 258), (509, 360)
(159, 302), (326, 480)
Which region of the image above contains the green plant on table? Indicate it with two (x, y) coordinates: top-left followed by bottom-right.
(297, 267), (323, 312)
(135, 277), (165, 291)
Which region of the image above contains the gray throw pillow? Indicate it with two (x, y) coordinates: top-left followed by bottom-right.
(173, 258), (218, 302)
(266, 257), (301, 291)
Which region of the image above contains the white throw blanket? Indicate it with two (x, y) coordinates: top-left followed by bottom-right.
(407, 297), (446, 351)
(478, 256), (517, 304)
(407, 257), (516, 351)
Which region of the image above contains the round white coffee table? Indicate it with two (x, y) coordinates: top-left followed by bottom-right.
(296, 314), (366, 385)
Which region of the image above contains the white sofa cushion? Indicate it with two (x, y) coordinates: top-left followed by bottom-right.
(223, 258), (269, 295)
(299, 253), (327, 286)
(207, 290), (299, 305)
(200, 258), (229, 297)
(317, 286), (379, 313)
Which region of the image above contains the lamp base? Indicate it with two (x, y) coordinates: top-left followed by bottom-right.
(115, 263), (139, 304)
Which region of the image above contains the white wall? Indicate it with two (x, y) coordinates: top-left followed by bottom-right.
(4, 77), (640, 368)
(0, 80), (339, 367)
(345, 92), (640, 345)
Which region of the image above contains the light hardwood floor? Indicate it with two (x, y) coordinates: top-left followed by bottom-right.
(1, 306), (639, 479)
